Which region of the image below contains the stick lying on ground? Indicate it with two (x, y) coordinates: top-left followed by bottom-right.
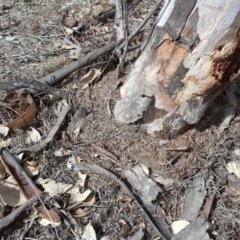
(16, 100), (70, 153)
(74, 162), (172, 239)
(0, 194), (42, 232)
(0, 81), (66, 97)
(38, 0), (162, 86)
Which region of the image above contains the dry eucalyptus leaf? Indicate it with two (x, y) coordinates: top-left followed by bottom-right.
(36, 178), (73, 197)
(140, 164), (149, 176)
(0, 176), (27, 207)
(82, 222), (97, 240)
(54, 147), (72, 157)
(23, 161), (39, 177)
(171, 220), (190, 234)
(0, 139), (11, 149)
(77, 172), (87, 188)
(154, 175), (174, 187)
(27, 127), (41, 143)
(69, 188), (92, 203)
(7, 94), (37, 128)
(63, 26), (73, 35)
(0, 125), (9, 136)
(80, 68), (102, 89)
(226, 162), (240, 179)
(74, 208), (88, 218)
(38, 218), (61, 227)
(123, 195), (132, 203)
(118, 219), (129, 239)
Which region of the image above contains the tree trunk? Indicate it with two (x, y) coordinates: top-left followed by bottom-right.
(114, 0), (240, 136)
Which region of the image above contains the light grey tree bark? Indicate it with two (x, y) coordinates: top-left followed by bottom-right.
(114, 0), (240, 136)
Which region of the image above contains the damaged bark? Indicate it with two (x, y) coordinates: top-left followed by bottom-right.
(114, 0), (240, 135)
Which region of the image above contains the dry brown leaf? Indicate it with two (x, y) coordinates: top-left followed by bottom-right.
(7, 94), (37, 128)
(36, 178), (73, 197)
(171, 220), (190, 234)
(0, 176), (27, 207)
(23, 161), (39, 177)
(80, 68), (102, 89)
(118, 219), (129, 239)
(69, 188), (92, 203)
(123, 195), (133, 203)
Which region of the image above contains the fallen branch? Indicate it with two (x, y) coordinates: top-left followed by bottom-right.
(0, 194), (41, 232)
(38, 0), (162, 87)
(74, 162), (172, 239)
(0, 81), (66, 98)
(16, 100), (70, 153)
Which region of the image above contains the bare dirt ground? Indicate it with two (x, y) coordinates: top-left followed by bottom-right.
(0, 0), (240, 239)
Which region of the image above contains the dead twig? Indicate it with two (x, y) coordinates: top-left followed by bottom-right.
(38, 0), (163, 87)
(200, 192), (216, 220)
(74, 162), (172, 239)
(0, 80), (66, 98)
(0, 194), (41, 233)
(91, 143), (119, 161)
(16, 100), (70, 153)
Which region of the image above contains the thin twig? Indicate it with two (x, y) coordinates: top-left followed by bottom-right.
(91, 143), (119, 161)
(74, 162), (172, 239)
(0, 194), (41, 232)
(0, 81), (66, 98)
(16, 100), (70, 153)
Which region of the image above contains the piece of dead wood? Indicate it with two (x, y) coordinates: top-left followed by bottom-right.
(74, 162), (172, 240)
(91, 143), (119, 161)
(0, 81), (66, 98)
(115, 0), (128, 41)
(1, 150), (60, 223)
(200, 192), (216, 220)
(0, 194), (42, 232)
(123, 166), (172, 239)
(171, 217), (210, 240)
(16, 100), (70, 153)
(180, 175), (207, 220)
